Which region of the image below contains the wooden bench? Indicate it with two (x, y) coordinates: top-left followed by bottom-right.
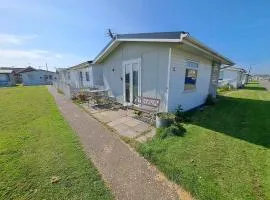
(133, 96), (161, 123)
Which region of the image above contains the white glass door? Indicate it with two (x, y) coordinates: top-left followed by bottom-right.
(122, 59), (141, 106)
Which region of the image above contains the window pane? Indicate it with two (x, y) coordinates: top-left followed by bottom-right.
(133, 70), (138, 104)
(85, 72), (89, 81)
(184, 69), (197, 90)
(219, 71), (224, 80)
(79, 72), (83, 81)
(186, 61), (198, 68)
(125, 72), (130, 103)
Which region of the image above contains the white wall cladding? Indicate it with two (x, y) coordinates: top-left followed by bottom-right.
(22, 71), (56, 85)
(101, 42), (170, 111)
(168, 48), (212, 112)
(65, 66), (104, 89)
(219, 69), (241, 88)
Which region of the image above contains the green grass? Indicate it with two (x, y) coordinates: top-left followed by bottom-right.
(138, 83), (270, 200)
(0, 86), (113, 200)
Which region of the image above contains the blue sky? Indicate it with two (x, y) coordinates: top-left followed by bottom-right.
(0, 0), (269, 73)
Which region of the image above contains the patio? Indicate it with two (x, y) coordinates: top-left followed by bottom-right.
(81, 103), (156, 142)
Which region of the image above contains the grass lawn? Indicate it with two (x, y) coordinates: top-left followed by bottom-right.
(0, 86), (113, 200)
(138, 83), (270, 200)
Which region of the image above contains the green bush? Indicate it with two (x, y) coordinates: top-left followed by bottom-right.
(175, 105), (190, 123)
(156, 124), (186, 139)
(156, 112), (175, 120)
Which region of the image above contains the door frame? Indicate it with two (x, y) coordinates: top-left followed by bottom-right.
(122, 58), (141, 106)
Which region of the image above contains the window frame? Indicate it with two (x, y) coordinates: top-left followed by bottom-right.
(219, 70), (224, 80)
(85, 72), (90, 81)
(79, 71), (83, 81)
(184, 60), (199, 91)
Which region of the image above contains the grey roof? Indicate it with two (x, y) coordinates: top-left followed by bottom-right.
(221, 66), (247, 72)
(0, 67), (26, 74)
(93, 31), (234, 65)
(69, 60), (92, 70)
(94, 32), (186, 63)
(116, 31), (187, 40)
(0, 69), (13, 74)
(19, 67), (55, 73)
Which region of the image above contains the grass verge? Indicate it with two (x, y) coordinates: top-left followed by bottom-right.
(0, 86), (113, 200)
(137, 83), (270, 200)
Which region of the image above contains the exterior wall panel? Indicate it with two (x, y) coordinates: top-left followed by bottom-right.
(22, 71), (56, 85)
(168, 48), (212, 111)
(101, 42), (170, 111)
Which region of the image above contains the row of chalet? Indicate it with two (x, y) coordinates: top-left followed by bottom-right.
(0, 67), (56, 86)
(57, 31), (235, 112)
(218, 66), (250, 89)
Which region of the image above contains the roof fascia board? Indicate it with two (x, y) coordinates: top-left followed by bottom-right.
(117, 38), (181, 42)
(93, 40), (120, 64)
(93, 39), (181, 64)
(93, 33), (234, 65)
(182, 35), (234, 66)
(220, 67), (246, 72)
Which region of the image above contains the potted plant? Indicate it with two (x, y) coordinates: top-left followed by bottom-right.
(156, 112), (175, 128)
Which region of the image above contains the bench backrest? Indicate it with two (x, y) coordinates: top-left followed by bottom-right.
(134, 96), (160, 108)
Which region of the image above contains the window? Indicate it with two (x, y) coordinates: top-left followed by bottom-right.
(68, 72), (70, 80)
(49, 75), (52, 80)
(184, 60), (198, 91)
(79, 71), (83, 81)
(219, 71), (224, 80)
(85, 72), (89, 81)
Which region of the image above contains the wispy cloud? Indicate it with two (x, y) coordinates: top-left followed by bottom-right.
(0, 49), (86, 71)
(0, 33), (37, 45)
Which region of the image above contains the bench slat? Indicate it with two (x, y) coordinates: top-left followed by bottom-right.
(134, 96), (160, 108)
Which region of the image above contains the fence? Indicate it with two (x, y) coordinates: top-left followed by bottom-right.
(53, 81), (106, 99)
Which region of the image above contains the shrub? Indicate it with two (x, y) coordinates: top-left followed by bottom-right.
(72, 92), (88, 103)
(156, 112), (175, 120)
(156, 124), (186, 139)
(77, 92), (87, 102)
(175, 105), (190, 123)
(134, 110), (143, 116)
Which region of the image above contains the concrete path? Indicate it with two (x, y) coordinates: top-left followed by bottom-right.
(48, 86), (179, 200)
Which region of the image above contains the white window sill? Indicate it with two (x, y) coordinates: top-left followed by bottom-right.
(183, 89), (197, 93)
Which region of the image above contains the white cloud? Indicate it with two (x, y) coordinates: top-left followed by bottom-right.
(0, 49), (87, 71)
(0, 33), (37, 45)
(0, 32), (87, 71)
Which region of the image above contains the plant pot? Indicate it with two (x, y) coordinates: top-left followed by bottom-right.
(156, 115), (172, 128)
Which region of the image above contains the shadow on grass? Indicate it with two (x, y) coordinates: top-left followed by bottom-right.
(190, 96), (270, 148)
(243, 86), (267, 91)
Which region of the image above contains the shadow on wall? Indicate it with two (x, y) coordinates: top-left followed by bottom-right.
(190, 95), (270, 148)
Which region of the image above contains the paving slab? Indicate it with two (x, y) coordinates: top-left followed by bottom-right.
(136, 129), (157, 142)
(133, 123), (151, 132)
(48, 86), (179, 200)
(124, 119), (142, 127)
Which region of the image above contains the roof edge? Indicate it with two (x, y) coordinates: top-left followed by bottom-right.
(182, 34), (234, 66)
(93, 32), (234, 65)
